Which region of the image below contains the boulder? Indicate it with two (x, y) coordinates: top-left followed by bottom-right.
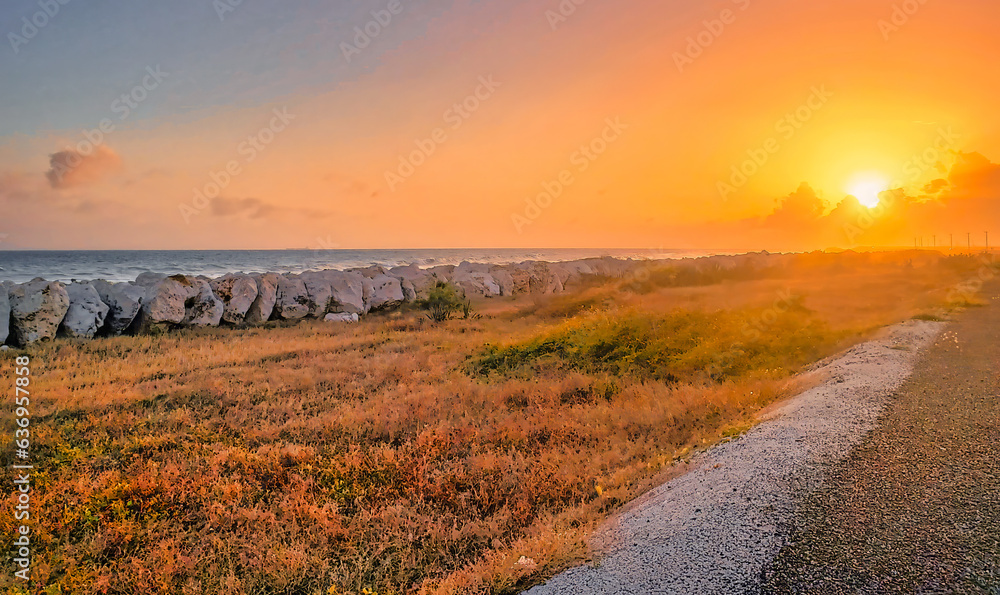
(509, 262), (548, 294)
(182, 278), (224, 327)
(390, 264), (441, 297)
(273, 274), (310, 320)
(245, 272), (280, 324)
(328, 271), (367, 315)
(0, 286), (9, 345)
(299, 271), (337, 317)
(135, 274), (194, 329)
(362, 277), (375, 313)
(8, 279), (70, 345)
(93, 280), (144, 335)
(60, 282), (110, 339)
(452, 263), (503, 297)
(400, 279), (417, 302)
(489, 267), (515, 296)
(210, 273), (259, 325)
(350, 265), (391, 279)
(324, 312), (359, 323)
(367, 274), (404, 311)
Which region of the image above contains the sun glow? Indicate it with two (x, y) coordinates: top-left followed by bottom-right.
(847, 175), (890, 208)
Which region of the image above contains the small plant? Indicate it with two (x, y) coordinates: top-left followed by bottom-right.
(418, 281), (467, 322)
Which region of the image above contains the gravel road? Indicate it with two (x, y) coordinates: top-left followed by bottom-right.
(524, 319), (945, 595)
(761, 287), (1000, 593)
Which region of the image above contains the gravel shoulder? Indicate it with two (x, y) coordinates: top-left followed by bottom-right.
(524, 319), (945, 595)
(761, 286), (1000, 594)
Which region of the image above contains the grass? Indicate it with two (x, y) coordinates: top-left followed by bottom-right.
(0, 251), (988, 595)
(467, 305), (847, 383)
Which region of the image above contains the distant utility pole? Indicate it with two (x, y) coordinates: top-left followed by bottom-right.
(950, 234), (954, 250)
(987, 231), (990, 251)
(968, 232), (972, 252)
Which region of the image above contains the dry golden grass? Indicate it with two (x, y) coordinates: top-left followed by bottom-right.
(0, 251), (987, 595)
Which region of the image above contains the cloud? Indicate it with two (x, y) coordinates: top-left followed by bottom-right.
(690, 151), (1000, 251)
(45, 145), (123, 189)
(210, 197), (278, 219)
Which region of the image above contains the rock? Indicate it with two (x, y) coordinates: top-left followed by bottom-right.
(452, 263), (503, 297)
(299, 271), (337, 317)
(8, 279), (70, 345)
(390, 264), (442, 298)
(401, 279), (417, 302)
(60, 282), (110, 339)
(245, 272), (280, 324)
(328, 271), (367, 315)
(510, 262), (551, 294)
(273, 274), (310, 320)
(135, 272), (168, 287)
(367, 274), (404, 311)
(182, 278), (224, 327)
(351, 265), (391, 279)
(0, 286), (9, 345)
(210, 273), (259, 325)
(361, 277), (375, 313)
(93, 280), (144, 335)
(324, 312), (359, 323)
(490, 267), (515, 296)
(135, 274), (195, 329)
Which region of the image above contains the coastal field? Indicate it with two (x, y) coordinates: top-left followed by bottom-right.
(1, 251), (991, 595)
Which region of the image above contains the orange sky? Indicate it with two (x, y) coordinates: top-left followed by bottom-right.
(1, 0), (999, 250)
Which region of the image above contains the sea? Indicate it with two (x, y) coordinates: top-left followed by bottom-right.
(0, 248), (731, 284)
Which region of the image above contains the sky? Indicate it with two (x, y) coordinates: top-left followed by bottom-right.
(1, 0), (999, 251)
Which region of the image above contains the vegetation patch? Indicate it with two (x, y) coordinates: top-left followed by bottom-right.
(468, 306), (848, 383)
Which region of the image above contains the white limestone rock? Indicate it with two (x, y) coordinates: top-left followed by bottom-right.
(367, 274), (404, 311)
(182, 277), (224, 327)
(0, 285), (10, 344)
(273, 274), (310, 320)
(60, 282), (110, 339)
(93, 280), (145, 335)
(210, 273), (259, 325)
(8, 279), (70, 345)
(245, 272), (280, 324)
(324, 312), (359, 323)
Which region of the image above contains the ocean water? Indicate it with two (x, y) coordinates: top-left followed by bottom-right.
(0, 248), (730, 284)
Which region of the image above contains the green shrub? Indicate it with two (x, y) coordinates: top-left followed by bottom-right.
(467, 306), (847, 383)
(418, 281), (469, 322)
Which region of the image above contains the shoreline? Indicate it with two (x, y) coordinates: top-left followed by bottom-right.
(0, 248), (980, 348)
(0, 251), (778, 347)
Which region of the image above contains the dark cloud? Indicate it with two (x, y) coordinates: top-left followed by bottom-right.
(45, 145), (122, 189)
(716, 151), (1000, 250)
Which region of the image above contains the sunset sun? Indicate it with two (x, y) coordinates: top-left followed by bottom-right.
(847, 175), (890, 208)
